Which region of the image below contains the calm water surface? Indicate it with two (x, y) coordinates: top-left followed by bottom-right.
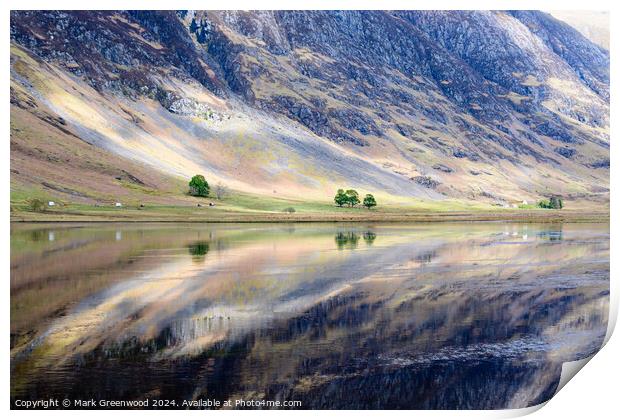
(10, 223), (609, 409)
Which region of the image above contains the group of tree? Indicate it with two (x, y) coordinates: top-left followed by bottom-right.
(189, 175), (230, 200)
(189, 177), (377, 210)
(334, 189), (377, 209)
(538, 196), (563, 209)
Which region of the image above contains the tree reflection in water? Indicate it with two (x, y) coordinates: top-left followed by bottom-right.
(335, 232), (360, 250)
(188, 241), (210, 262)
(10, 223), (609, 409)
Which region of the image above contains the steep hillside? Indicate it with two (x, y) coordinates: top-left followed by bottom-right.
(10, 11), (609, 209)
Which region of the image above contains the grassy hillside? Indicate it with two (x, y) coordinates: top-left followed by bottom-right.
(9, 11), (609, 220)
(9, 87), (608, 222)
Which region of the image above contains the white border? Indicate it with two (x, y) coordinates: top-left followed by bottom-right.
(3, 1), (616, 419)
(4, 1), (617, 11)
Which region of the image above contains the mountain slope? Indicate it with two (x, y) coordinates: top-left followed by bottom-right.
(9, 10), (609, 208)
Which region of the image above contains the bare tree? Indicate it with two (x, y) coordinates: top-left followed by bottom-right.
(214, 182), (230, 200)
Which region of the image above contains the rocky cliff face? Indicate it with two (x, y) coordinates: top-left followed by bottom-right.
(9, 10), (609, 205)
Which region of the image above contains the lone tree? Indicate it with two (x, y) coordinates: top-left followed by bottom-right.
(363, 194), (377, 209)
(538, 196), (564, 209)
(27, 198), (46, 212)
(213, 182), (230, 200)
(549, 196), (563, 209)
(345, 189), (360, 207)
(334, 189), (348, 207)
(189, 175), (210, 197)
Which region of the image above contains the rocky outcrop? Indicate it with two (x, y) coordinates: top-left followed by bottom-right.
(9, 10), (609, 202)
(412, 176), (441, 189)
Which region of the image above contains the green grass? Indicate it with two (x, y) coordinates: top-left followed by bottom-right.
(10, 187), (54, 203)
(220, 190), (494, 214)
(10, 187), (608, 223)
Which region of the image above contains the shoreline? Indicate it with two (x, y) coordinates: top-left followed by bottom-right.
(9, 210), (610, 224)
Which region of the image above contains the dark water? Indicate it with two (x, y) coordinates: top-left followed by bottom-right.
(10, 223), (609, 409)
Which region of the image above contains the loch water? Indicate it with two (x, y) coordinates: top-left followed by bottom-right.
(10, 222), (609, 409)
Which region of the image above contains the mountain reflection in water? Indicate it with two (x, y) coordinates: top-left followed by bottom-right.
(10, 223), (609, 409)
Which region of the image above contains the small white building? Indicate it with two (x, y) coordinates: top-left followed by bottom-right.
(48, 201), (55, 207)
(115, 202), (122, 207)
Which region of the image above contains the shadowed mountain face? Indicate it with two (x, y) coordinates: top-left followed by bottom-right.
(10, 11), (609, 205)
